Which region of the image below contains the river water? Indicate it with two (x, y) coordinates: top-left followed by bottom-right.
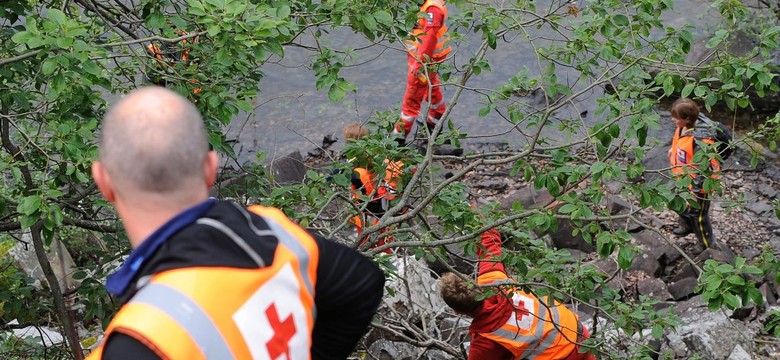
(226, 0), (724, 163)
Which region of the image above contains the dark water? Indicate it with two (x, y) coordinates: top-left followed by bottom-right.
(226, 0), (724, 163)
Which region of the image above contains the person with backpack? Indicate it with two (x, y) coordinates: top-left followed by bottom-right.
(344, 123), (405, 252)
(668, 97), (727, 249)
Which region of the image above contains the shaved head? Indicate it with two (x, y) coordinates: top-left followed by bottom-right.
(99, 87), (209, 198)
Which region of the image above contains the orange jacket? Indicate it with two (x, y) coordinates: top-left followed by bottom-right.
(405, 0), (451, 61)
(669, 125), (720, 192)
(87, 205), (319, 360)
(469, 230), (588, 360)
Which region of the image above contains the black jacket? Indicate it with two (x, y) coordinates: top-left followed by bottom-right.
(100, 201), (385, 360)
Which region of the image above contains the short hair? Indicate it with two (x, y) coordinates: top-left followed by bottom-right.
(344, 123), (369, 141)
(99, 87), (209, 194)
(671, 98), (700, 123)
(439, 272), (483, 314)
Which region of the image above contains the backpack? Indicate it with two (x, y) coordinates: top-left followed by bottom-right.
(696, 114), (734, 160)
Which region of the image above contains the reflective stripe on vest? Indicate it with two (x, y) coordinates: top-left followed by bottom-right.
(90, 205), (319, 360)
(406, 0), (451, 61)
(483, 293), (578, 359)
(132, 282), (235, 359)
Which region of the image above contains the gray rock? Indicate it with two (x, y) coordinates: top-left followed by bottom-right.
(629, 253), (662, 278)
(667, 306), (756, 360)
(636, 278), (672, 301)
(726, 344), (753, 360)
(547, 218), (596, 253)
(758, 184), (778, 199)
(6, 320), (64, 347)
(729, 305), (756, 321)
(498, 185), (554, 210)
(384, 256), (448, 318)
(368, 339), (456, 360)
(9, 232), (78, 293)
(668, 277), (699, 301)
(641, 138), (673, 184)
(746, 200), (773, 215)
(589, 258), (619, 276)
(270, 150), (306, 185)
(760, 282), (777, 305)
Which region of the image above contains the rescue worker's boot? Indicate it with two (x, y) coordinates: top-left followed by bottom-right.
(672, 216), (692, 237)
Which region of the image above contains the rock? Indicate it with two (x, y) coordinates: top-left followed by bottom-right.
(667, 306), (755, 360)
(603, 196), (644, 232)
(760, 282), (777, 305)
(589, 258), (618, 276)
(384, 256), (448, 319)
(729, 305), (755, 321)
(270, 150), (306, 185)
(668, 277), (699, 301)
(477, 180), (507, 191)
(746, 200), (773, 215)
(6, 319), (65, 347)
(498, 185), (554, 210)
(439, 317), (471, 347)
(629, 253), (662, 278)
(758, 184), (778, 199)
(368, 339), (456, 360)
(547, 219), (596, 253)
(640, 139), (673, 184)
(636, 278), (672, 301)
(726, 344), (753, 360)
(9, 232), (78, 293)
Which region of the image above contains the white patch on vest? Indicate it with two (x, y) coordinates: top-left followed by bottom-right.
(506, 293), (535, 331)
(425, 12), (434, 24)
(233, 263), (309, 360)
(677, 148), (687, 164)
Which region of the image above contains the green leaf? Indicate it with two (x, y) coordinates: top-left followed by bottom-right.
(207, 25), (220, 36)
(681, 83), (695, 98)
(613, 14), (629, 26)
(17, 195), (43, 216)
(328, 83), (345, 103)
(374, 10), (393, 26)
(42, 58), (58, 75)
(47, 8), (67, 25)
(11, 31), (33, 44)
(145, 12), (166, 29)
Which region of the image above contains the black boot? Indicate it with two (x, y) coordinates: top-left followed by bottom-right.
(672, 217), (692, 237)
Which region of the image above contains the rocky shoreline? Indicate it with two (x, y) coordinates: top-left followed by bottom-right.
(297, 130), (780, 359)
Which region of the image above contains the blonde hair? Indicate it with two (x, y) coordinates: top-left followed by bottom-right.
(344, 123), (369, 141)
(439, 272), (483, 315)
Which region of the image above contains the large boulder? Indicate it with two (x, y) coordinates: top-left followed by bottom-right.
(8, 232), (78, 293)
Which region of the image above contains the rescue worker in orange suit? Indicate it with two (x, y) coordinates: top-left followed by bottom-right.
(344, 123), (404, 253)
(145, 31), (202, 95)
(439, 228), (595, 360)
(87, 87), (385, 360)
(393, 0), (451, 145)
(668, 97), (721, 249)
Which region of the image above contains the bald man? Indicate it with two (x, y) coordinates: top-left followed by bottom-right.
(88, 87), (385, 360)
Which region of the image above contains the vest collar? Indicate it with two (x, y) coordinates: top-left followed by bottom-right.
(105, 198), (217, 296)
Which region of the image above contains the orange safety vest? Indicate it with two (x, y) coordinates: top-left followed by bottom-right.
(87, 205), (319, 360)
(477, 271), (582, 360)
(405, 0), (451, 61)
(669, 126), (720, 191)
(351, 160), (404, 204)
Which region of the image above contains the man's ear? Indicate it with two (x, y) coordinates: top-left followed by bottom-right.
(204, 151), (218, 188)
(92, 161), (116, 202)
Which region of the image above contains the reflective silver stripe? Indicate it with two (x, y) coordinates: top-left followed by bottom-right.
(525, 300), (563, 358)
(429, 101), (445, 109)
(400, 113), (416, 121)
(233, 203), (276, 237)
(489, 297), (551, 359)
(262, 216), (314, 296)
(197, 218), (265, 267)
(132, 283), (235, 360)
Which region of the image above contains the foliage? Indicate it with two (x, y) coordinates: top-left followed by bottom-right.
(697, 257), (764, 311)
(2, 0), (780, 358)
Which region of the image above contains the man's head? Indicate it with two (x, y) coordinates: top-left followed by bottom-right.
(92, 86), (217, 212)
(671, 97), (700, 129)
(439, 272), (483, 316)
(344, 123), (369, 141)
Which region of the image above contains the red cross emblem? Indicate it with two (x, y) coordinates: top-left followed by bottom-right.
(265, 303), (297, 359)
